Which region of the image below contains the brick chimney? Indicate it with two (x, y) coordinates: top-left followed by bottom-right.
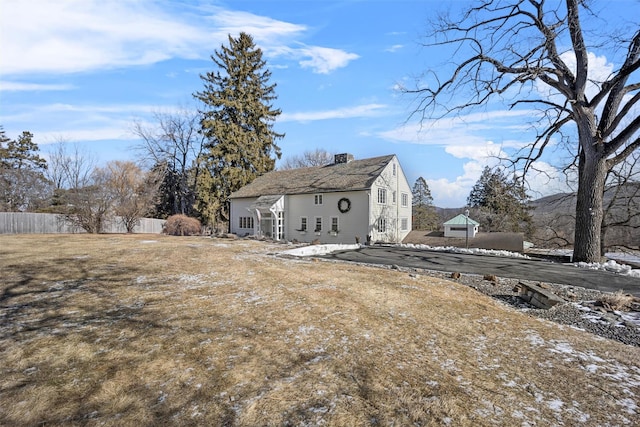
(334, 153), (354, 164)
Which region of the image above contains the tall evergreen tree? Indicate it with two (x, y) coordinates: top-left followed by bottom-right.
(194, 32), (283, 226)
(412, 177), (438, 230)
(467, 166), (532, 234)
(0, 128), (51, 211)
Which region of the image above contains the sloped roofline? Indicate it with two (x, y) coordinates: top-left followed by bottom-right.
(444, 214), (480, 226)
(229, 154), (396, 199)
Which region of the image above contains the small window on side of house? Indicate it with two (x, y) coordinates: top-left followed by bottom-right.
(401, 193), (409, 207)
(401, 218), (408, 231)
(239, 216), (254, 229)
(315, 217), (322, 232)
(331, 216), (339, 232)
(393, 163), (397, 176)
(377, 188), (387, 204)
(300, 217), (307, 231)
(378, 217), (387, 232)
(314, 194), (323, 205)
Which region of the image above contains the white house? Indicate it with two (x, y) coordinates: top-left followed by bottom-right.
(229, 154), (412, 244)
(443, 214), (479, 238)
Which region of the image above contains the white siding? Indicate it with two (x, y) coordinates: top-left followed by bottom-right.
(229, 198), (257, 236)
(286, 190), (369, 244)
(369, 156), (412, 243)
(229, 155), (413, 244)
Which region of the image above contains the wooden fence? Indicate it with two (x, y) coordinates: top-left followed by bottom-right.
(0, 212), (165, 234)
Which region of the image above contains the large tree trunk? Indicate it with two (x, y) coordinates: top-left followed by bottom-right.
(573, 150), (608, 263)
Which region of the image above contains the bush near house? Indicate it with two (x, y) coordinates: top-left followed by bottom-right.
(163, 214), (202, 236)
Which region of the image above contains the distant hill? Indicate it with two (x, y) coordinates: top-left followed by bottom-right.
(430, 183), (639, 250)
(528, 183), (639, 250)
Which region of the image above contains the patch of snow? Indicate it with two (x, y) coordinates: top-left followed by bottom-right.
(549, 341), (574, 355)
(547, 399), (564, 411)
(525, 332), (545, 347)
(584, 364), (599, 373)
(618, 397), (638, 415)
(574, 259), (640, 277)
(402, 243), (531, 259)
(140, 240), (158, 244)
(282, 244), (361, 256)
(619, 311), (640, 328)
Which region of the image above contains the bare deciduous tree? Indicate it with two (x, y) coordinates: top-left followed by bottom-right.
(405, 0), (640, 262)
(105, 161), (161, 233)
(279, 149), (335, 169)
(131, 106), (205, 217)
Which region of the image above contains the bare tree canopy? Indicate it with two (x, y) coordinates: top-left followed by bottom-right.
(279, 148), (335, 169)
(131, 107), (205, 217)
(405, 0), (639, 262)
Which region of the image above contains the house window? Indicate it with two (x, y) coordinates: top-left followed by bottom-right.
(239, 216), (254, 229)
(401, 193), (409, 207)
(392, 191), (396, 204)
(314, 217), (322, 232)
(393, 163), (397, 176)
(314, 194), (323, 205)
(401, 218), (408, 231)
(377, 217), (387, 232)
(377, 188), (387, 204)
(300, 217), (307, 231)
(330, 216), (339, 232)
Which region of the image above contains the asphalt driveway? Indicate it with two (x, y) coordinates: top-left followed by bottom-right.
(320, 246), (640, 296)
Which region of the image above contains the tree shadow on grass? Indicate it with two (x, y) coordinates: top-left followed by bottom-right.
(0, 255), (229, 425)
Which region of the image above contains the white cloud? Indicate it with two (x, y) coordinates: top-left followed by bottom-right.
(207, 9), (307, 43)
(0, 81), (75, 92)
(379, 109), (537, 147)
(0, 0), (359, 77)
(280, 103), (387, 122)
(444, 141), (506, 161)
(0, 101), (171, 146)
(385, 44), (404, 53)
(297, 46), (360, 74)
(535, 51), (615, 101)
(0, 0), (208, 75)
(37, 127), (133, 144)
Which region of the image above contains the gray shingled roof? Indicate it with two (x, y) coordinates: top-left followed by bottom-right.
(229, 155), (395, 198)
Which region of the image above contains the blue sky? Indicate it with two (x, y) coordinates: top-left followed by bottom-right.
(1, 0), (637, 207)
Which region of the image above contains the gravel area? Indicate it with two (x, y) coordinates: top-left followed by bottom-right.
(409, 267), (640, 348)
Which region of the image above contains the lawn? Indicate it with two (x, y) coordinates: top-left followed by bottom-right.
(1, 234), (639, 426)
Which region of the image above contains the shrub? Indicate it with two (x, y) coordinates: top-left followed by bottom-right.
(597, 290), (634, 311)
(164, 215), (202, 236)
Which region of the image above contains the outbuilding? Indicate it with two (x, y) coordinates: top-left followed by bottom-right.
(443, 214), (479, 238)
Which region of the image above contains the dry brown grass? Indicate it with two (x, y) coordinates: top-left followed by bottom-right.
(1, 234), (639, 426)
(597, 290), (636, 311)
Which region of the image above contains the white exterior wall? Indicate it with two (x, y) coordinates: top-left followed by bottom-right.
(369, 157), (412, 243)
(229, 155), (413, 244)
(229, 197), (257, 236)
(444, 223), (478, 238)
(286, 190), (369, 244)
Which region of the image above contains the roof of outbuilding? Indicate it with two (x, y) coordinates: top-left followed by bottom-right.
(444, 214), (480, 226)
(229, 154), (395, 198)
